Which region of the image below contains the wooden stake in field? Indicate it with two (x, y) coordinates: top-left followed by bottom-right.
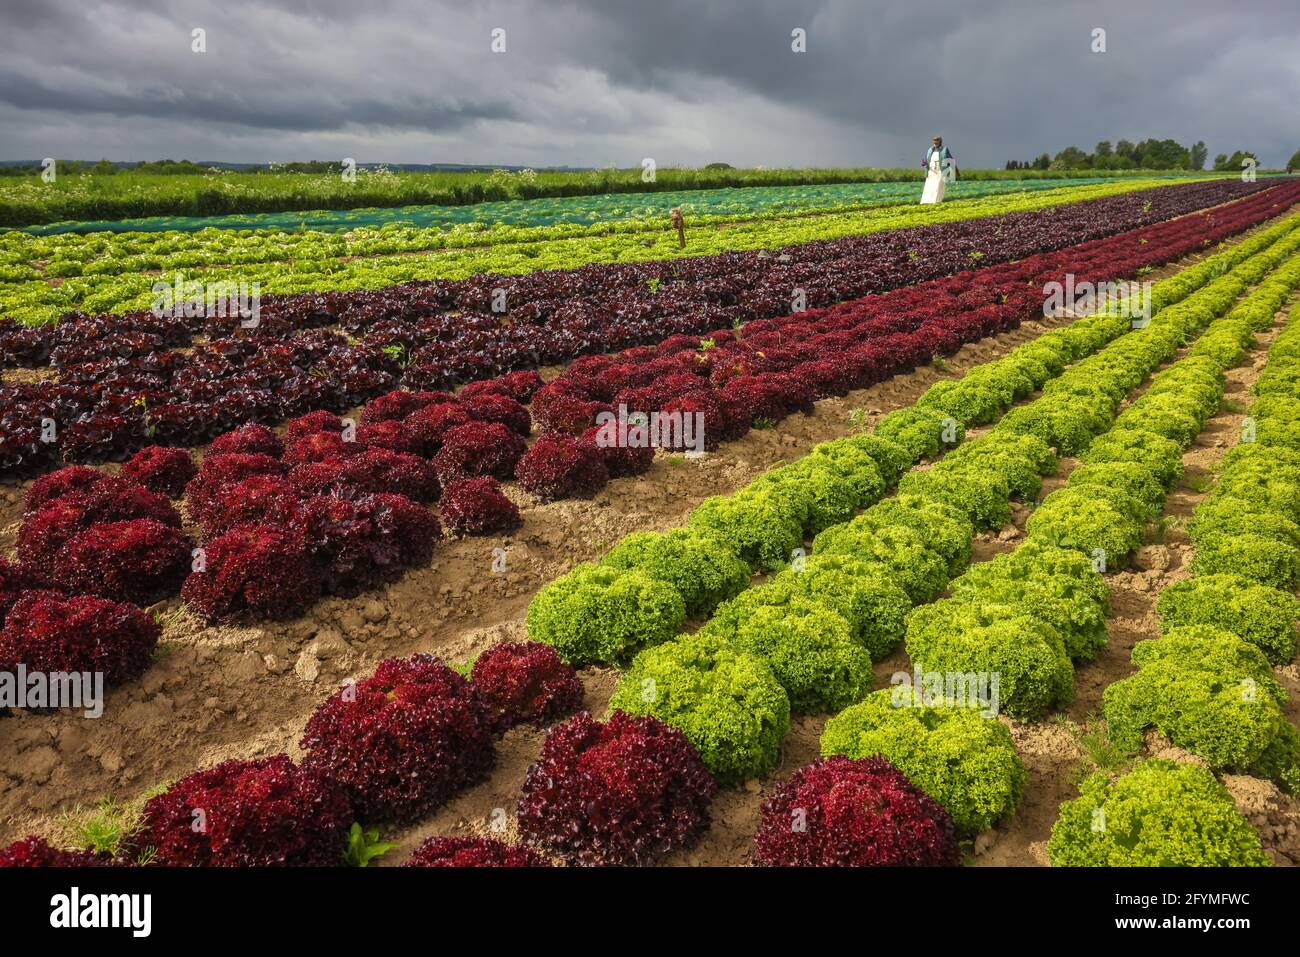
(670, 207), (686, 248)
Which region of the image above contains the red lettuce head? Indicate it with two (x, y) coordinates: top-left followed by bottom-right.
(438, 477), (522, 537)
(23, 465), (107, 515)
(284, 410), (344, 440)
(184, 453), (285, 520)
(207, 423), (284, 460)
(515, 432), (609, 502)
(433, 422), (526, 484)
(517, 710), (716, 866)
(299, 654), (496, 822)
(404, 836), (550, 867)
(460, 370), (543, 403)
(181, 523), (322, 623)
(51, 518), (193, 605)
(0, 557), (46, 627)
(754, 756), (960, 866)
(0, 836), (105, 867)
(282, 430), (362, 467)
(195, 473), (297, 539)
(139, 755), (352, 867)
(120, 446), (197, 499)
(355, 419), (420, 455)
(0, 590), (159, 686)
(18, 478), (181, 570)
(359, 389), (453, 425)
(459, 392), (532, 437)
(403, 402), (472, 457)
(275, 491), (439, 596)
(580, 426), (655, 478)
(469, 641), (583, 732)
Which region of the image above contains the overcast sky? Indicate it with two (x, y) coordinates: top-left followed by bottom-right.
(0, 0), (1296, 168)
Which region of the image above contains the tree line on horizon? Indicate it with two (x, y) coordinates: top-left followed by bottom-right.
(1006, 139), (1299, 172)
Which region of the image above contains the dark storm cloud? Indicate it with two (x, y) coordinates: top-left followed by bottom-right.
(0, 0), (1296, 166)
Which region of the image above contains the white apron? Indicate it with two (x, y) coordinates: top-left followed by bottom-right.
(921, 149), (946, 205)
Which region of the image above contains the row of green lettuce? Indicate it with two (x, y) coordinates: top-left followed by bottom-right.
(825, 233), (1300, 853)
(520, 209), (1300, 848)
(0, 179), (1179, 326)
(1050, 275), (1300, 866)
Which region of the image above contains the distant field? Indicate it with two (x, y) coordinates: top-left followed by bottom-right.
(0, 165), (1234, 228)
(0, 177), (1186, 324)
(15, 174), (1173, 235)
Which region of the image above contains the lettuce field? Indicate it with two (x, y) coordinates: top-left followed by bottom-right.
(3, 165), (1300, 879)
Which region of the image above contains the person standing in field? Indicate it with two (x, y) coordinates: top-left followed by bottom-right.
(921, 136), (958, 204)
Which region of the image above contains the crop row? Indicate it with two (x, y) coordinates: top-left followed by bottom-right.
(4, 181), (1295, 486)
(1, 180), (1262, 365)
(0, 178), (1269, 326)
(1049, 273), (1300, 867)
(834, 241), (1300, 866)
(7, 212), (1296, 869)
(1101, 291), (1300, 774)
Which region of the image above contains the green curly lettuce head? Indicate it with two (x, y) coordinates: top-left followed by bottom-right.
(600, 527), (751, 619)
(940, 434), (1055, 501)
(1187, 498), (1300, 551)
(1189, 532), (1300, 590)
(1047, 760), (1270, 867)
(1156, 573), (1300, 664)
(815, 493), (972, 575)
(1213, 460), (1300, 520)
(916, 378), (1011, 427)
(765, 552), (913, 658)
(1026, 486), (1144, 570)
(840, 432), (914, 486)
(1113, 401), (1204, 447)
(1103, 627), (1287, 768)
(948, 545), (1109, 663)
(687, 489), (805, 572)
(609, 630), (790, 785)
(810, 522), (950, 604)
(1066, 461), (1167, 520)
(1080, 428), (1185, 488)
(749, 461), (858, 537)
(804, 440), (887, 510)
(873, 406), (964, 461)
(820, 687), (1026, 836)
(526, 563), (686, 666)
(699, 595), (871, 714)
(904, 599), (1074, 719)
(897, 464), (1012, 531)
(994, 398), (1111, 456)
